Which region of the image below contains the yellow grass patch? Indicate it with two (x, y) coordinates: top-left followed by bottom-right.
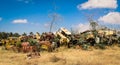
(0, 46), (120, 65)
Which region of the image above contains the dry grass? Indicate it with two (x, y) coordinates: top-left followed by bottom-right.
(0, 46), (120, 65)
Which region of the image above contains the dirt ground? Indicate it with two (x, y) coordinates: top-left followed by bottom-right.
(0, 46), (120, 65)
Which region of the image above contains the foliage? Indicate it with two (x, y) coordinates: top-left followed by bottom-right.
(95, 43), (106, 49)
(28, 38), (37, 46)
(22, 32), (27, 36)
(0, 32), (20, 39)
(90, 21), (98, 30)
(118, 37), (120, 41)
(82, 43), (90, 50)
(29, 32), (34, 36)
(16, 41), (22, 48)
(13, 33), (20, 37)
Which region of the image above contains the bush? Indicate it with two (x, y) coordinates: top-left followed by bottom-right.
(28, 39), (37, 46)
(82, 44), (90, 50)
(98, 43), (106, 49)
(16, 41), (22, 48)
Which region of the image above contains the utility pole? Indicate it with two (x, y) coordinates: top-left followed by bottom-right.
(49, 13), (57, 32)
(49, 0), (58, 32)
(87, 14), (98, 31)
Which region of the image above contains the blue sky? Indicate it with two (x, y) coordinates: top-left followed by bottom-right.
(0, 0), (120, 34)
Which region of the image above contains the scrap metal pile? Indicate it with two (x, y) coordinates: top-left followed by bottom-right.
(0, 27), (120, 53)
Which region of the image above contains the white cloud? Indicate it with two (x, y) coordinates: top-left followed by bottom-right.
(72, 23), (90, 33)
(77, 0), (118, 9)
(98, 12), (120, 24)
(30, 22), (40, 26)
(13, 19), (28, 24)
(24, 1), (29, 3)
(44, 23), (50, 28)
(17, 0), (33, 4)
(0, 17), (2, 21)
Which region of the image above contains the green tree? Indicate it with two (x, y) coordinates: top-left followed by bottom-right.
(14, 33), (20, 37)
(9, 32), (13, 37)
(1, 32), (8, 39)
(0, 32), (2, 39)
(29, 32), (34, 36)
(22, 32), (27, 36)
(90, 21), (98, 30)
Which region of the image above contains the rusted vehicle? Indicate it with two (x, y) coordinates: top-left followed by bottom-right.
(56, 27), (71, 48)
